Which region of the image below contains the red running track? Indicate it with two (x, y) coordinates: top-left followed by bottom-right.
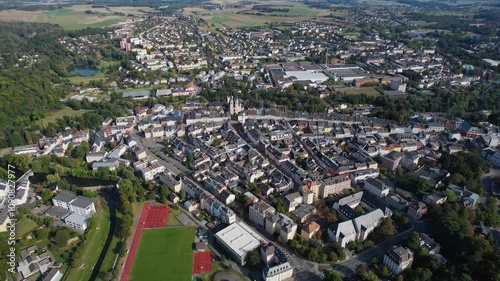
(193, 252), (212, 275)
(120, 202), (151, 281)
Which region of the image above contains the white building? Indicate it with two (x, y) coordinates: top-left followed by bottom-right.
(64, 213), (89, 231)
(249, 201), (276, 227)
(215, 222), (265, 265)
(52, 190), (96, 217)
(328, 220), (357, 248)
(263, 262), (294, 281)
(383, 246), (414, 275)
(363, 178), (390, 198)
(139, 163), (166, 181)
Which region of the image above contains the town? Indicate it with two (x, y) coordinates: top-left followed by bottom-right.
(0, 1), (500, 281)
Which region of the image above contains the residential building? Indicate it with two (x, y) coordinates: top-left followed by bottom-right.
(301, 222), (320, 241)
(383, 246), (413, 275)
(379, 151), (403, 171)
(249, 201), (276, 227)
(64, 213), (89, 230)
(284, 192), (302, 212)
(363, 178), (390, 198)
(319, 175), (351, 198)
(407, 201), (428, 219)
(159, 172), (183, 193)
(52, 190), (96, 217)
(291, 204), (316, 224)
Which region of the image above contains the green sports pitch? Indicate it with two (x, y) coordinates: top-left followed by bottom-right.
(129, 227), (195, 281)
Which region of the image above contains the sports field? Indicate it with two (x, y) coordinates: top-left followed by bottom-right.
(128, 227), (195, 281)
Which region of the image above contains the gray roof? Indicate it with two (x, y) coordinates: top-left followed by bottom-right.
(70, 196), (94, 208)
(44, 206), (71, 219)
(52, 190), (76, 204)
(64, 213), (87, 226)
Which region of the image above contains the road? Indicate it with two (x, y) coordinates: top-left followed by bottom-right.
(325, 227), (414, 276)
(131, 132), (190, 176)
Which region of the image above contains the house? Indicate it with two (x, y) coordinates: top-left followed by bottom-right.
(447, 184), (480, 208)
(407, 201), (428, 219)
(383, 246), (413, 275)
(301, 221), (320, 241)
(168, 193), (179, 204)
(319, 174), (351, 198)
(291, 204), (316, 223)
(423, 192), (447, 205)
(64, 213), (89, 230)
(41, 268), (63, 281)
(159, 172), (183, 193)
(414, 165), (449, 188)
(216, 190), (236, 205)
(249, 201), (276, 227)
(17, 246), (56, 279)
(363, 178), (390, 198)
(284, 192), (303, 212)
(52, 190), (96, 217)
(379, 151), (403, 171)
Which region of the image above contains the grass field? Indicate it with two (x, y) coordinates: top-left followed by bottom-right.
(0, 8), (127, 30)
(129, 227), (195, 281)
(64, 198), (110, 281)
(167, 207), (183, 226)
(40, 107), (90, 125)
(68, 72), (108, 85)
(17, 216), (39, 237)
(341, 87), (381, 96)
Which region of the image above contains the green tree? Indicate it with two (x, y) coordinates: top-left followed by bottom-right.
(41, 188), (52, 203)
(248, 248), (261, 268)
(323, 270), (343, 281)
(405, 231), (420, 251)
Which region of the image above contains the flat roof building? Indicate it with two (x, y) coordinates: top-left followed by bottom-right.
(215, 221), (265, 265)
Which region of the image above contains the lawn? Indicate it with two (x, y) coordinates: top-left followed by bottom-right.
(39, 107), (90, 125)
(167, 206), (183, 226)
(17, 216), (38, 237)
(68, 72), (108, 85)
(64, 198), (110, 281)
(129, 227), (195, 281)
(341, 87), (381, 96)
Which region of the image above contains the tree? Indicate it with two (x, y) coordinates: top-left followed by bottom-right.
(53, 229), (72, 247)
(308, 247), (319, 261)
(405, 231), (420, 251)
(445, 189), (457, 202)
(325, 212), (338, 224)
(248, 248), (261, 268)
(41, 188), (52, 203)
(323, 270), (343, 281)
(381, 266), (389, 278)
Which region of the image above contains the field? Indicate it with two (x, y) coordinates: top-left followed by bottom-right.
(0, 8), (128, 30)
(68, 72), (108, 85)
(17, 216), (38, 237)
(64, 198), (110, 281)
(128, 227), (195, 281)
(341, 87), (381, 96)
(185, 2), (331, 28)
(39, 107), (90, 125)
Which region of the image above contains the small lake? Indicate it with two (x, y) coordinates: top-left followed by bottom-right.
(69, 66), (102, 76)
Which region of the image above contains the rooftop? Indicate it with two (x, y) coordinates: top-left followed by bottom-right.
(215, 221), (264, 258)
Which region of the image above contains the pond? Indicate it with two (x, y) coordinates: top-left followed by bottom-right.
(69, 66), (103, 76)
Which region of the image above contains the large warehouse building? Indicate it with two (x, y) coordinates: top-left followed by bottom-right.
(215, 221), (266, 265)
